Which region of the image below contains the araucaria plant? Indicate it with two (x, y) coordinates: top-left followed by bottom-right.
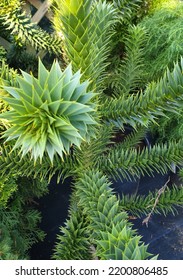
(0, 59), (97, 163)
(0, 0), (183, 260)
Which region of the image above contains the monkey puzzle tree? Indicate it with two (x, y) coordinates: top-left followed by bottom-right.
(1, 0), (183, 260)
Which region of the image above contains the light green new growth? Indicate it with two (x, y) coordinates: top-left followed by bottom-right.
(0, 59), (98, 163)
(53, 0), (117, 90)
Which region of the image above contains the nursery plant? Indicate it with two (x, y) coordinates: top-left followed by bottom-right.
(1, 0), (183, 260)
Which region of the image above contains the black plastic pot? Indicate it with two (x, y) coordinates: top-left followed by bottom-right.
(133, 207), (183, 260)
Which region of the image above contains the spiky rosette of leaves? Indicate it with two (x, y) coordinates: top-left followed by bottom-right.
(0, 59), (98, 163)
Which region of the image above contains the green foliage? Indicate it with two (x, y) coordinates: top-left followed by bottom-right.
(0, 0), (62, 55)
(147, 0), (179, 13)
(0, 60), (18, 89)
(101, 58), (183, 128)
(0, 176), (17, 208)
(150, 112), (183, 143)
(14, 176), (49, 204)
(0, 223), (20, 260)
(128, 0), (183, 143)
(7, 45), (38, 73)
(120, 185), (183, 217)
(0, 142), (77, 184)
(0, 209), (45, 259)
(72, 124), (114, 173)
(53, 0), (117, 90)
(54, 170), (157, 259)
(114, 127), (147, 150)
(110, 0), (145, 24)
(0, 46), (6, 62)
(73, 170), (156, 259)
(98, 140), (183, 181)
(53, 195), (92, 260)
(0, 59), (98, 163)
(0, 60), (16, 132)
(107, 24), (146, 95)
(0, 176), (48, 259)
(104, 0), (148, 81)
(140, 0), (183, 82)
(0, 100), (10, 133)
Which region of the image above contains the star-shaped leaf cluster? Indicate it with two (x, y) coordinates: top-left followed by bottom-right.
(0, 59), (98, 163)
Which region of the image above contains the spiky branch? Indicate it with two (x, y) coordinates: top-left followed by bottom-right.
(73, 170), (156, 259)
(101, 58), (183, 128)
(53, 0), (117, 90)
